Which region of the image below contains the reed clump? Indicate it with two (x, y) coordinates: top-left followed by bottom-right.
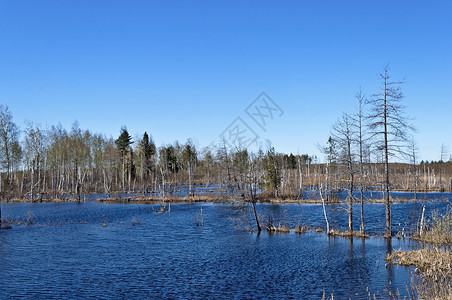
(386, 248), (451, 275)
(276, 225), (290, 233)
(386, 248), (452, 300)
(386, 208), (452, 300)
(294, 225), (310, 234)
(328, 229), (370, 239)
(412, 208), (452, 247)
(266, 222), (290, 233)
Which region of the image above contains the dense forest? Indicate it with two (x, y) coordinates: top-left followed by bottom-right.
(0, 108), (451, 202)
(1, 70), (451, 209)
(1, 68), (452, 237)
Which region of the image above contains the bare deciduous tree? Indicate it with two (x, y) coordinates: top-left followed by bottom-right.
(355, 89), (367, 234)
(0, 105), (21, 184)
(409, 138), (419, 200)
(439, 143), (448, 191)
(367, 65), (414, 237)
(332, 113), (355, 232)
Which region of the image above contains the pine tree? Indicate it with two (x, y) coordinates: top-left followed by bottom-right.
(115, 127), (133, 191)
(263, 147), (281, 197)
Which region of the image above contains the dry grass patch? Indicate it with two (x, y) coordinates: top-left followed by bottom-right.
(266, 222), (290, 233)
(386, 248), (452, 299)
(385, 208), (452, 299)
(412, 208), (452, 247)
(386, 248), (451, 276)
(328, 229), (370, 239)
(294, 225), (310, 234)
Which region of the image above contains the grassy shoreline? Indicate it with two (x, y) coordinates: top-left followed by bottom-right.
(2, 194), (450, 204)
(385, 208), (451, 299)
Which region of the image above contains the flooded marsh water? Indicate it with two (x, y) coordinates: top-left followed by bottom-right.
(0, 201), (449, 299)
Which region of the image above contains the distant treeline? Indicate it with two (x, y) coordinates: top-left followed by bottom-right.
(0, 104), (451, 201)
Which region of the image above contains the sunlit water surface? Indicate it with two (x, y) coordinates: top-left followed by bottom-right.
(0, 201), (449, 299)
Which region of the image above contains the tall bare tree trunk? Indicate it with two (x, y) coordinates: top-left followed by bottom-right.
(382, 77), (392, 237)
(31, 160), (35, 201)
(21, 164), (25, 195)
(0, 173), (2, 227)
(122, 158), (125, 192)
(188, 160), (192, 197)
(252, 200), (261, 232)
(348, 159), (354, 233)
(320, 185), (330, 234)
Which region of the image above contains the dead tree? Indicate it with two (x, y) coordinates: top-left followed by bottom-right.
(409, 139), (419, 200)
(354, 89), (367, 234)
(439, 143), (448, 192)
(319, 184), (330, 234)
(367, 65), (414, 237)
(332, 113), (356, 232)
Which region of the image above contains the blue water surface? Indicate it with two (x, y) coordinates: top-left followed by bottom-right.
(0, 200), (449, 299)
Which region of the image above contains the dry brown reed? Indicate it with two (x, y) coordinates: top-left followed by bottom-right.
(412, 208), (452, 247)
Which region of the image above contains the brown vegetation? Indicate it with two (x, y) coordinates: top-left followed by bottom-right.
(328, 229), (369, 239)
(386, 248), (452, 300)
(412, 208), (452, 247)
(386, 248), (451, 275)
(385, 209), (452, 299)
(294, 225), (310, 234)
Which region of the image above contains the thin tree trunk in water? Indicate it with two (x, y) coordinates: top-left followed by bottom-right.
(360, 187), (364, 233)
(359, 155), (365, 233)
(384, 82), (391, 237)
(252, 200), (261, 232)
(0, 173), (2, 227)
(76, 167), (81, 201)
(31, 160), (35, 201)
(384, 143), (391, 237)
(51, 171), (55, 199)
(128, 153), (131, 192)
(348, 168), (353, 233)
(103, 169), (108, 194)
(414, 169), (417, 201)
(43, 153), (47, 196)
(37, 154), (41, 199)
(21, 164), (25, 195)
(188, 160), (192, 197)
(419, 206), (426, 236)
(122, 157), (125, 191)
(325, 162), (329, 202)
(423, 164), (426, 191)
(320, 185), (330, 234)
(298, 157), (303, 191)
(160, 167), (166, 198)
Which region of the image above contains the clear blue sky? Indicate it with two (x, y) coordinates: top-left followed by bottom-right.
(1, 1), (451, 162)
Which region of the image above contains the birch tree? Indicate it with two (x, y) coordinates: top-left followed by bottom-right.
(24, 122), (45, 200)
(0, 105), (21, 183)
(181, 140), (197, 196)
(439, 143), (448, 191)
(319, 137), (337, 202)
